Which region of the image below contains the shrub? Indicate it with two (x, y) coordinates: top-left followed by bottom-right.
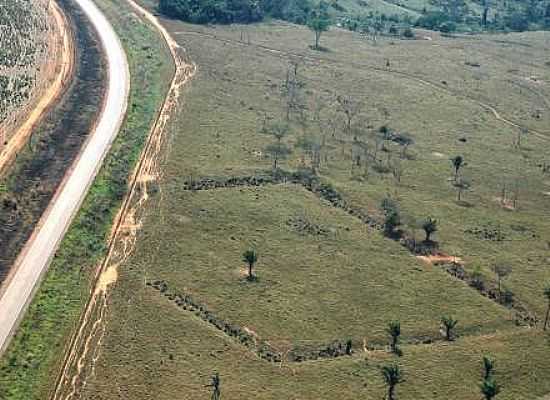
(415, 11), (449, 30)
(439, 21), (456, 33)
(501, 288), (515, 306)
(402, 27), (415, 38)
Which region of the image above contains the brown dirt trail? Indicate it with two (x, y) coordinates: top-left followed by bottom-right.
(51, 1), (196, 399)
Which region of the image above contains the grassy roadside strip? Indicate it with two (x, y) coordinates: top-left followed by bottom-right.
(0, 0), (174, 398)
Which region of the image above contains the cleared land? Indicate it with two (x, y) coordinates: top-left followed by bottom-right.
(0, 0), (74, 176)
(0, 0), (58, 148)
(68, 2), (550, 400)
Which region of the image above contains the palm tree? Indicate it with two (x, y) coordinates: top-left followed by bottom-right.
(242, 249), (258, 280)
(386, 320), (401, 355)
(422, 217), (438, 242)
(543, 285), (550, 330)
(441, 316), (458, 341)
(451, 155), (465, 181)
(381, 364), (403, 400)
(480, 378), (500, 400)
(482, 356), (495, 380)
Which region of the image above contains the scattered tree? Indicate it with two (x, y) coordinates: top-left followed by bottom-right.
(242, 249), (258, 280)
(441, 315), (458, 341)
(381, 196), (399, 214)
(382, 197), (401, 237)
(396, 132), (414, 159)
(512, 178), (520, 209)
(336, 95), (361, 139)
(482, 356), (495, 380)
(422, 217), (438, 242)
(263, 121), (292, 169)
(281, 63), (305, 121)
(384, 210), (402, 237)
(307, 1), (330, 50)
(386, 320), (402, 355)
(515, 127), (528, 148)
(480, 378), (500, 400)
(499, 181), (507, 206)
(390, 157), (404, 184)
(455, 177), (471, 202)
(381, 364), (403, 400)
(543, 285), (550, 330)
(492, 263), (512, 303)
(266, 121), (290, 143)
(206, 372), (221, 400)
(451, 155), (465, 182)
(296, 134), (321, 169)
(265, 142), (292, 170)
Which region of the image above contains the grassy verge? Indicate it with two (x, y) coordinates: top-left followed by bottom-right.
(0, 0), (174, 398)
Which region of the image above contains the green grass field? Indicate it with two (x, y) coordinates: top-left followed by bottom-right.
(81, 299), (550, 399)
(71, 2), (550, 399)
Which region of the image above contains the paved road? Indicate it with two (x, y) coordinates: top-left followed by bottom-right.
(0, 0), (129, 355)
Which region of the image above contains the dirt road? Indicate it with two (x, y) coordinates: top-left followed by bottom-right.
(0, 0), (130, 355)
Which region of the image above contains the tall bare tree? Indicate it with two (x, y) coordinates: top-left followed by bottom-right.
(543, 285), (550, 330)
(492, 263), (512, 303)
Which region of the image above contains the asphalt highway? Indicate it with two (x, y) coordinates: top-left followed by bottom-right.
(0, 0), (130, 355)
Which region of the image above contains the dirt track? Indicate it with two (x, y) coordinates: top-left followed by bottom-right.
(0, 0), (74, 176)
(51, 1), (196, 398)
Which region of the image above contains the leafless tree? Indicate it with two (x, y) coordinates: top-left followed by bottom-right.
(512, 178), (520, 209)
(492, 263), (512, 303)
(281, 60), (305, 122)
(514, 127), (528, 149)
(455, 177), (471, 202)
(390, 157), (403, 184)
(336, 95), (361, 139)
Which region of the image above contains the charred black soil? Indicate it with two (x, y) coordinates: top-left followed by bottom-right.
(0, 0), (106, 284)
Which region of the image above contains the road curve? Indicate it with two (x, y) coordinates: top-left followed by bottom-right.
(0, 0), (130, 355)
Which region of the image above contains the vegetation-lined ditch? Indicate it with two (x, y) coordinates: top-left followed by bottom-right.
(0, 0), (174, 397)
(181, 169), (538, 327)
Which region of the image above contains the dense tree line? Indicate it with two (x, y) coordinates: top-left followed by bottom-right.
(416, 0), (550, 32)
(159, 0), (313, 24)
(159, 0), (550, 33)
